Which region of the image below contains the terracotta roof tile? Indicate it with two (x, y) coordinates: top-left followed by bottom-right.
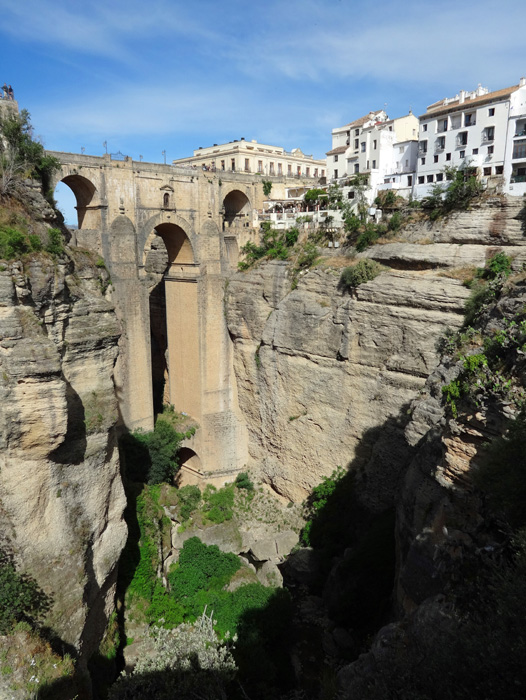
(326, 145), (347, 156)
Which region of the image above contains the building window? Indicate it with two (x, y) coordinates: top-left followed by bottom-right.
(464, 112), (476, 126)
(421, 157), (425, 165)
(231, 159), (235, 171)
(333, 169), (338, 179)
(399, 146), (404, 154)
(355, 129), (359, 136)
(361, 142), (366, 152)
(419, 140), (428, 154)
(372, 160), (376, 169)
(434, 155), (439, 163)
(354, 163), (359, 173)
(163, 192), (170, 207)
(457, 131), (468, 146)
(427, 174), (434, 183)
(496, 165), (503, 175)
(407, 175), (413, 186)
(257, 160), (263, 173)
(483, 167), (492, 176)
(306, 166), (310, 177)
(436, 173), (444, 182)
(221, 160), (225, 171)
(269, 162), (275, 175)
(348, 191), (355, 199)
(418, 175), (425, 184)
(460, 150), (465, 159)
(484, 126), (495, 142)
(446, 153), (452, 161)
(513, 142), (526, 159)
(314, 168), (318, 177)
(436, 136), (445, 150)
(422, 124), (428, 132)
(288, 164), (292, 175)
(366, 160), (370, 169)
(438, 119), (448, 133)
(489, 107), (495, 116)
(278, 163), (283, 175)
(321, 169), (325, 177)
(245, 158), (250, 172)
(373, 140), (377, 149)
(354, 139), (359, 150)
(297, 166), (301, 176)
(472, 148), (479, 155)
(334, 154), (338, 162)
(488, 145), (494, 155)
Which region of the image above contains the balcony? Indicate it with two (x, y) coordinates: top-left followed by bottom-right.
(435, 143), (445, 153)
(482, 134), (495, 142)
(511, 174), (526, 183)
(437, 124), (448, 133)
(515, 129), (526, 138)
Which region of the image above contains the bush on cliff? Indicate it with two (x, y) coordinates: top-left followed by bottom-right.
(339, 259), (381, 291)
(0, 548), (50, 633)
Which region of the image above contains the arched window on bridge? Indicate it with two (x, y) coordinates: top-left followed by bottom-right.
(222, 190), (251, 230)
(163, 192), (170, 208)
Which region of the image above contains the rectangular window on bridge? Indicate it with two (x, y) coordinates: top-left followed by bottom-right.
(245, 158), (250, 172)
(258, 160), (263, 173)
(221, 160), (225, 171)
(278, 163), (283, 175)
(231, 159), (235, 171)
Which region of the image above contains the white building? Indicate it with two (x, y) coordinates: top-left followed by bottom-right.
(327, 110), (419, 203)
(172, 138), (326, 180)
(414, 78), (526, 198)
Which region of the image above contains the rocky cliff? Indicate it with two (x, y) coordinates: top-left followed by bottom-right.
(226, 195), (525, 505)
(0, 185), (126, 677)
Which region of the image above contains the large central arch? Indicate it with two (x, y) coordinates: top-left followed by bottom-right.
(145, 222), (202, 423)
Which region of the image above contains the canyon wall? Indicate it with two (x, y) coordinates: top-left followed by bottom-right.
(226, 195), (525, 504)
(0, 192), (126, 667)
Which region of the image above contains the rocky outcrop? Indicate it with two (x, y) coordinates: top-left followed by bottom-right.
(0, 246), (126, 665)
(226, 196), (526, 504)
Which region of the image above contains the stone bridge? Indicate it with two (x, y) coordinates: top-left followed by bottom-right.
(47, 150), (282, 484)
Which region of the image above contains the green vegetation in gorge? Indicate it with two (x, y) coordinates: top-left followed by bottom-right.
(0, 548), (49, 634)
(339, 259), (382, 291)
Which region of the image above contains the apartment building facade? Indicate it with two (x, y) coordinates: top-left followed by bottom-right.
(327, 110), (419, 203)
(414, 78), (526, 198)
(172, 138), (326, 180)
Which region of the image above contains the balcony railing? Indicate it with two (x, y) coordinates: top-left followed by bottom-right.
(482, 134), (495, 142)
(464, 120), (476, 127)
(511, 174), (526, 183)
(435, 144), (445, 153)
(515, 129), (526, 138)
(437, 125), (448, 133)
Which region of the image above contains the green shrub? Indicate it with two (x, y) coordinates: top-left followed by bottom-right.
(388, 211), (403, 231)
(235, 472), (254, 492)
(0, 226), (29, 259)
(339, 259), (381, 291)
(301, 467), (346, 546)
(203, 484), (235, 523)
(285, 227), (299, 247)
(44, 228), (64, 256)
(0, 548), (49, 633)
(476, 251), (513, 280)
(356, 223), (379, 251)
(168, 537), (240, 605)
(177, 484), (201, 521)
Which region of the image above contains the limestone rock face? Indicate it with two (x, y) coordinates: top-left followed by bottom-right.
(226, 262), (468, 502)
(226, 196), (526, 504)
(0, 249), (126, 664)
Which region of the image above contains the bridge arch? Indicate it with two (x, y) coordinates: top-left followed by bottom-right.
(56, 173), (101, 229)
(222, 189), (251, 229)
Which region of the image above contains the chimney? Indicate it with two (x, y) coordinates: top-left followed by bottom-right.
(459, 90), (466, 104)
(520, 77), (526, 87)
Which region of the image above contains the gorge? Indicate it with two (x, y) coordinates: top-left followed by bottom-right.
(1, 108), (526, 698)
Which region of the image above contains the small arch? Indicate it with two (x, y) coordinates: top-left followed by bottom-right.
(177, 448), (202, 484)
(155, 223), (194, 265)
(222, 189), (251, 228)
(58, 174), (98, 229)
(163, 192), (170, 208)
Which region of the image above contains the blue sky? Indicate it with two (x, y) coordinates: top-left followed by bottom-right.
(1, 0), (525, 222)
